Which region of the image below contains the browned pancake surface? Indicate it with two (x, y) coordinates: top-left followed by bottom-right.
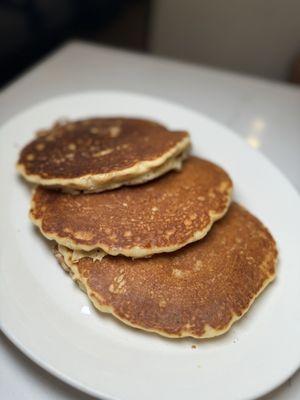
(30, 157), (233, 256)
(58, 203), (277, 338)
(17, 117), (188, 179)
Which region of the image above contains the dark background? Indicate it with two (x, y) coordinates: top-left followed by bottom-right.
(1, 0), (299, 89)
(0, 0), (150, 88)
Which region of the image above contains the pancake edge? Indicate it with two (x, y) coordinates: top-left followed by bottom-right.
(62, 147), (189, 194)
(17, 135), (190, 191)
(29, 184), (233, 257)
(55, 244), (277, 339)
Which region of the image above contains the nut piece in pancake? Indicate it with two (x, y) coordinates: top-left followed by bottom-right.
(17, 117), (190, 193)
(56, 203), (277, 339)
(30, 156), (233, 257)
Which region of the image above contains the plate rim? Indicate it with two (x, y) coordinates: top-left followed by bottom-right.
(1, 90), (300, 400)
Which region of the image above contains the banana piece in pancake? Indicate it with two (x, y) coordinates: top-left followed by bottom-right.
(17, 117), (190, 193)
(30, 156), (233, 257)
(55, 203), (277, 339)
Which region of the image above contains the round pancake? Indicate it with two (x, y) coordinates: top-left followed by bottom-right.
(30, 156), (233, 257)
(17, 117), (190, 192)
(55, 203), (277, 339)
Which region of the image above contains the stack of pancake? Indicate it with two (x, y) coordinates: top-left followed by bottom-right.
(17, 117), (277, 339)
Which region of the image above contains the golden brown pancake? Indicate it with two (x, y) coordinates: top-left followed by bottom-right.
(55, 203), (277, 339)
(17, 117), (190, 192)
(30, 157), (233, 257)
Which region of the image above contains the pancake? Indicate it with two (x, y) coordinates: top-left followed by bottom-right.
(55, 203), (277, 339)
(30, 156), (233, 257)
(17, 117), (190, 193)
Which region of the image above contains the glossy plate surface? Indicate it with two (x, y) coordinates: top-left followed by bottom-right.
(0, 92), (299, 400)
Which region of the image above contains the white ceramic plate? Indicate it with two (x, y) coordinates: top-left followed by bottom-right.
(0, 92), (299, 400)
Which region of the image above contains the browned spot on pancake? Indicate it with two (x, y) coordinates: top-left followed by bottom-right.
(74, 231), (95, 241)
(57, 203), (277, 338)
(90, 127), (100, 134)
(30, 157), (233, 256)
(36, 143), (45, 151)
(93, 149), (113, 157)
(109, 126), (121, 137)
(172, 268), (185, 278)
(66, 124), (75, 131)
(18, 117), (188, 180)
(68, 143), (76, 151)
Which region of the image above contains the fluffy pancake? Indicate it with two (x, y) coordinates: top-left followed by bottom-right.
(17, 117), (190, 192)
(55, 203), (277, 339)
(30, 156), (233, 257)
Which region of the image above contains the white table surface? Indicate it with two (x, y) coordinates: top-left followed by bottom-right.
(0, 40), (299, 400)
